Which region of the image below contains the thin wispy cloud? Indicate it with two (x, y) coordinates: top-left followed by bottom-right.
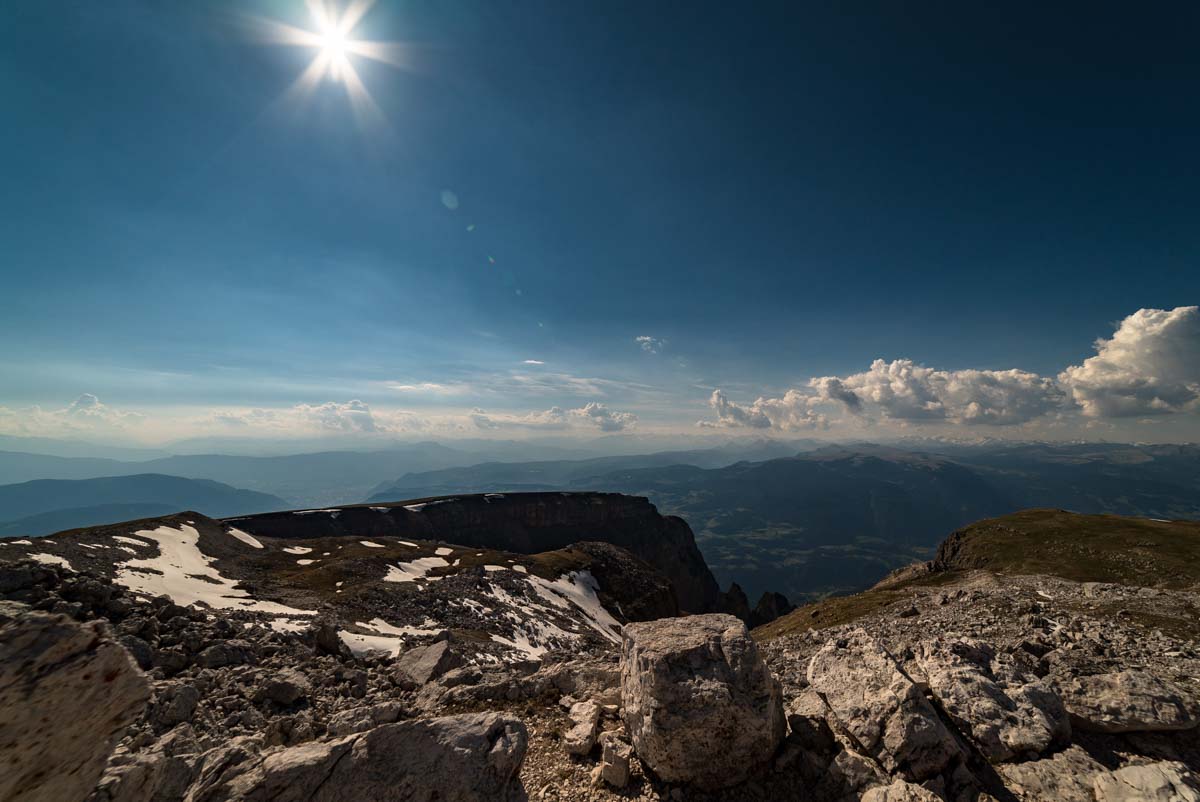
(636, 335), (665, 354)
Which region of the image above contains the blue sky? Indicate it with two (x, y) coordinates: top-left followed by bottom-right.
(2, 1), (1198, 444)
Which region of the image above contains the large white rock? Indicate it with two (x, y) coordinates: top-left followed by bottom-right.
(0, 611), (151, 802)
(807, 629), (959, 781)
(187, 712), (527, 802)
(620, 613), (785, 790)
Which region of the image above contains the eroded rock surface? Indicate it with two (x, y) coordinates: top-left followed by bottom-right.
(188, 712), (527, 802)
(0, 611), (150, 802)
(1059, 670), (1198, 733)
(1092, 761), (1200, 801)
(914, 638), (1068, 762)
(807, 628), (959, 780)
(620, 613), (785, 789)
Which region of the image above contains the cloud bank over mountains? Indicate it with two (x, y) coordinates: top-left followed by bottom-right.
(1, 307), (1196, 445)
(703, 306), (1200, 431)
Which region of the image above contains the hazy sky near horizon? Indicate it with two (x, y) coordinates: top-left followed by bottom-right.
(2, 1), (1199, 444)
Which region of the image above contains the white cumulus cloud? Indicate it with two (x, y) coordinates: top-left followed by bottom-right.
(700, 389), (826, 430)
(812, 360), (1063, 425)
(698, 307), (1200, 431)
(1058, 306), (1200, 417)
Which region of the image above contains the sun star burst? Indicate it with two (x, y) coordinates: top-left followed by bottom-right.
(251, 0), (408, 127)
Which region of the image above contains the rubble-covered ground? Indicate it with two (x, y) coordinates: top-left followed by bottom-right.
(0, 507), (1198, 800)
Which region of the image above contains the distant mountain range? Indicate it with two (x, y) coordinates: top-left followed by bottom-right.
(370, 442), (1200, 602)
(0, 474), (288, 536)
(0, 444), (487, 507)
(0, 438), (805, 508)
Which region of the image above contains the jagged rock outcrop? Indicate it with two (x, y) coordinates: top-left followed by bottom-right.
(807, 629), (960, 781)
(619, 613), (785, 789)
(186, 712), (527, 802)
(0, 610), (151, 802)
(1057, 669), (1197, 733)
(751, 591), (795, 628)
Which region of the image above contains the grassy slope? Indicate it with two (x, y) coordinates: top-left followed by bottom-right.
(755, 508), (1200, 641)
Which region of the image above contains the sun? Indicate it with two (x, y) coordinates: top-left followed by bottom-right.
(251, 0), (407, 125)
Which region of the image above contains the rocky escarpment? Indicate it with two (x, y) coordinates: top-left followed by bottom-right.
(225, 492), (723, 614)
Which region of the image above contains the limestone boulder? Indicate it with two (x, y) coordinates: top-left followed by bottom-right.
(596, 731), (633, 788)
(807, 629), (959, 780)
(393, 640), (464, 689)
(188, 712), (527, 802)
(862, 779), (944, 802)
(620, 613), (785, 790)
(1092, 761), (1200, 801)
(996, 744), (1107, 802)
(562, 699), (601, 755)
(253, 668), (311, 706)
(916, 638), (1068, 763)
(0, 612), (151, 802)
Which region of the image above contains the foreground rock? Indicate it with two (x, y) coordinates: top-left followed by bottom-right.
(188, 712), (528, 802)
(563, 699), (601, 755)
(620, 613), (784, 789)
(1092, 761), (1200, 801)
(0, 610), (151, 802)
(915, 638), (1068, 763)
(1058, 670), (1198, 733)
(807, 629), (959, 781)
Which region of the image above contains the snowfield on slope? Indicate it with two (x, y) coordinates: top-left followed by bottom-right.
(114, 524), (315, 616)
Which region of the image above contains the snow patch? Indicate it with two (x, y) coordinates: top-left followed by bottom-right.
(435, 547), (453, 556)
(29, 553), (74, 571)
(384, 556), (450, 583)
(283, 546), (313, 555)
(114, 524), (314, 616)
(269, 618), (309, 634)
(359, 540), (385, 548)
(296, 559), (317, 566)
(227, 528), (263, 549)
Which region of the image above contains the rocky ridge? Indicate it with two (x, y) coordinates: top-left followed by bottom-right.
(0, 506), (1197, 800)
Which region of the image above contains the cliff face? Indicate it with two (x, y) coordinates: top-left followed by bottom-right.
(225, 492), (722, 613)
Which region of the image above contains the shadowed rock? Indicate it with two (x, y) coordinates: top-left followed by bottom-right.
(187, 712), (527, 802)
